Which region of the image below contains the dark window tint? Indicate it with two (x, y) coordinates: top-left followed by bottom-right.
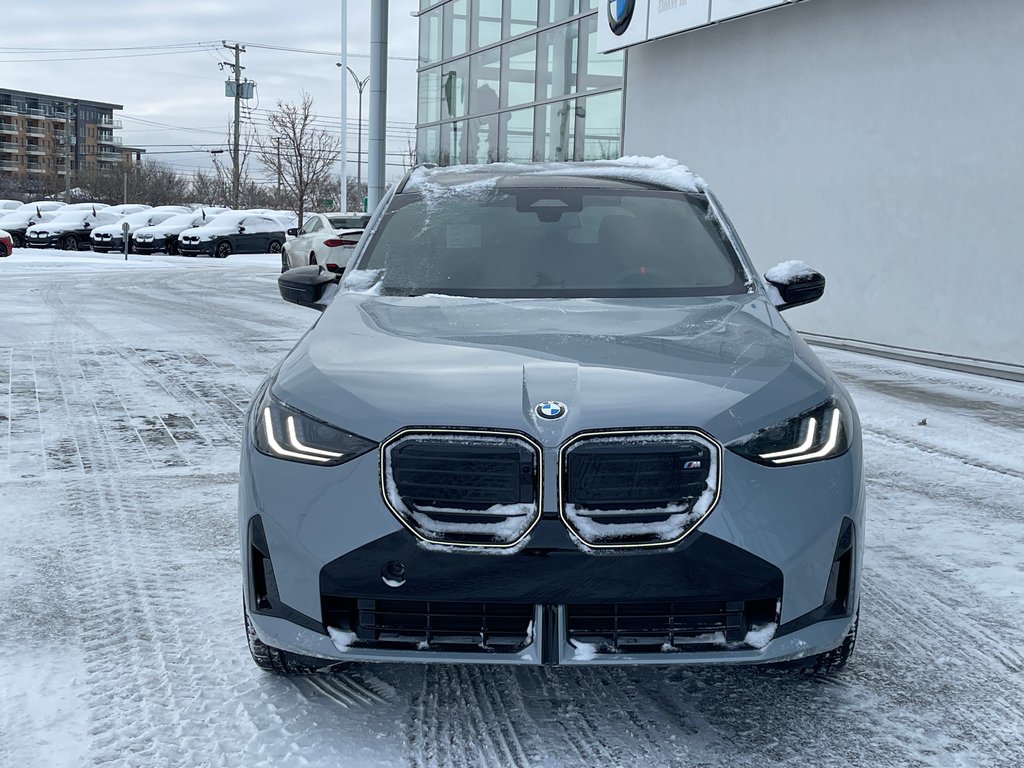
(328, 215), (371, 229)
(359, 189), (748, 298)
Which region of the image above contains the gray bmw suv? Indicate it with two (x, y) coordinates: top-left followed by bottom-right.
(240, 158), (864, 673)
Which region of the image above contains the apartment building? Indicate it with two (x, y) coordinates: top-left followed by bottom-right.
(0, 87), (140, 184)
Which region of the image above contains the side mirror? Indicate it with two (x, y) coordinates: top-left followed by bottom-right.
(764, 262), (826, 311)
(286, 227), (298, 237)
(278, 265), (342, 311)
(238, 225), (246, 233)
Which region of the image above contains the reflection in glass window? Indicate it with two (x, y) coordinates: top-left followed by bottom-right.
(419, 8), (442, 66)
(416, 125), (441, 165)
(473, 0), (503, 48)
(444, 0), (471, 59)
(500, 107), (533, 162)
(539, 0), (578, 25)
(467, 115), (501, 163)
(501, 36), (537, 108)
(441, 58), (469, 120)
(469, 48), (501, 116)
(447, 120), (469, 165)
(418, 68), (442, 124)
(579, 14), (624, 91)
(580, 91), (622, 160)
(534, 99), (579, 162)
(537, 21), (579, 102)
(504, 0), (537, 37)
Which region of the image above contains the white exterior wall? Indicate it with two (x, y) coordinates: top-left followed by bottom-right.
(623, 0), (1024, 367)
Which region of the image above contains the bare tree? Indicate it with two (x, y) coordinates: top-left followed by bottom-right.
(256, 93), (340, 226)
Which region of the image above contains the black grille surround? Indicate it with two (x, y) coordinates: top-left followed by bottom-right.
(380, 428), (543, 549)
(559, 429), (722, 549)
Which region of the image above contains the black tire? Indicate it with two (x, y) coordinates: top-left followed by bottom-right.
(244, 609), (329, 675)
(168, 239), (178, 256)
(12, 233), (24, 248)
(268, 239), (283, 254)
(215, 240), (233, 259)
(768, 610), (859, 674)
(0, 242), (8, 258)
(61, 234), (79, 251)
(280, 249), (290, 273)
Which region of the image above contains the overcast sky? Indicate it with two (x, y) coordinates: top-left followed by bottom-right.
(3, 0), (420, 183)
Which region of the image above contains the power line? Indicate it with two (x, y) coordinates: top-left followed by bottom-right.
(0, 47), (221, 64)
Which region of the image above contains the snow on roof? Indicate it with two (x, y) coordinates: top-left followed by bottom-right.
(406, 156), (707, 195)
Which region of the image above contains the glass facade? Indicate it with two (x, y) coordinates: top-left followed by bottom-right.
(416, 0), (623, 166)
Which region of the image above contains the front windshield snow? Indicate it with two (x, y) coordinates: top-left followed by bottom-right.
(357, 189), (749, 299)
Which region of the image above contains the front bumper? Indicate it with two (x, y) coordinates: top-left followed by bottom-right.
(179, 240), (214, 256)
(26, 234), (59, 248)
(91, 236), (124, 253)
(240, 428), (864, 667)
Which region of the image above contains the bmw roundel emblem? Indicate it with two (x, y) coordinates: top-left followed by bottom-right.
(536, 401), (568, 420)
(608, 0), (636, 36)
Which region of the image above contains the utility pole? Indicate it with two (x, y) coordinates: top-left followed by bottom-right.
(340, 0), (348, 211)
(222, 42), (246, 208)
(368, 0), (388, 212)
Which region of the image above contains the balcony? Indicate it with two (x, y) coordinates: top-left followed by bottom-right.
(97, 151), (122, 163)
(0, 123), (17, 135)
(98, 117), (123, 129)
(26, 125), (46, 138)
(0, 142), (18, 154)
(1, 160), (20, 171)
(27, 145), (46, 156)
(0, 104), (20, 116)
(97, 134), (122, 147)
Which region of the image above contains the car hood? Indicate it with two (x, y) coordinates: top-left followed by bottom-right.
(181, 225), (233, 238)
(90, 224), (127, 237)
(272, 293), (836, 445)
(27, 221), (81, 235)
(136, 223), (188, 237)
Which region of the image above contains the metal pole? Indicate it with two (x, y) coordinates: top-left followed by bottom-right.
(368, 0), (388, 211)
(64, 104), (73, 203)
(340, 0), (348, 211)
(347, 70), (369, 211)
(224, 42), (245, 209)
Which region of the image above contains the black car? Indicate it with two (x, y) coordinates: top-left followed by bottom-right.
(178, 213), (288, 257)
(24, 210), (122, 250)
(0, 210), (58, 248)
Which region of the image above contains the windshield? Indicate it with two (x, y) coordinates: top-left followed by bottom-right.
(204, 212), (246, 227)
(49, 212), (90, 225)
(357, 189), (749, 298)
(328, 214), (370, 229)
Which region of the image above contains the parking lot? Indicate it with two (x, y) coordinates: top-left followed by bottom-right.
(1, 250), (1022, 768)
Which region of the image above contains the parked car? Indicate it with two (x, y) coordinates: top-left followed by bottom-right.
(178, 212), (288, 258)
(243, 159), (864, 675)
(133, 208), (230, 254)
(103, 203), (151, 217)
(90, 206), (192, 253)
(0, 209), (58, 248)
(281, 211), (371, 271)
(0, 199), (22, 212)
(0, 229), (12, 257)
(15, 200), (66, 214)
(25, 208), (122, 250)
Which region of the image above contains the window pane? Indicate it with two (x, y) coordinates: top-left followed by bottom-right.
(418, 67), (442, 124)
(499, 107), (533, 162)
(501, 36), (537, 108)
(417, 125), (441, 164)
(504, 0), (537, 37)
(441, 57), (469, 119)
(534, 99), (577, 162)
(466, 115), (500, 163)
(468, 48), (501, 115)
(444, 0), (471, 59)
(473, 0), (503, 48)
(448, 120), (469, 165)
(537, 21), (579, 102)
(579, 14), (624, 91)
(539, 0), (577, 25)
(419, 8), (442, 66)
(580, 90), (622, 160)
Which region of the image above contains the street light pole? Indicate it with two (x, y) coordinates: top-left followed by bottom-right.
(368, 0), (388, 212)
(346, 67), (370, 211)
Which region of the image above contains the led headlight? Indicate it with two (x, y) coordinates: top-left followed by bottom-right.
(728, 398), (850, 466)
(254, 393), (376, 466)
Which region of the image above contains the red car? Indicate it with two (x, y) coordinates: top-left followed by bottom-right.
(0, 229), (13, 258)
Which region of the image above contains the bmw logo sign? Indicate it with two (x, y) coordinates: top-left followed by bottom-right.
(608, 0), (636, 36)
(536, 401), (568, 420)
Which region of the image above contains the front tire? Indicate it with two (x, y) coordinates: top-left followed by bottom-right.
(268, 239), (283, 254)
(244, 610), (328, 675)
(215, 240), (233, 259)
(61, 234), (79, 251)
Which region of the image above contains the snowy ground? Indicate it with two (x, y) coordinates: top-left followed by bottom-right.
(1, 248), (1022, 768)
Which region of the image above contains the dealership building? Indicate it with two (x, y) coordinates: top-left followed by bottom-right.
(417, 0), (1024, 373)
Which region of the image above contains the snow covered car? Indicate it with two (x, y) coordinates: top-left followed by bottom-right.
(240, 158), (864, 673)
(14, 200), (66, 214)
(281, 211), (369, 272)
(133, 208), (230, 254)
(89, 206), (191, 253)
(0, 228), (12, 257)
(178, 212), (288, 258)
(0, 209), (58, 248)
(0, 199), (22, 212)
(25, 208), (122, 250)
